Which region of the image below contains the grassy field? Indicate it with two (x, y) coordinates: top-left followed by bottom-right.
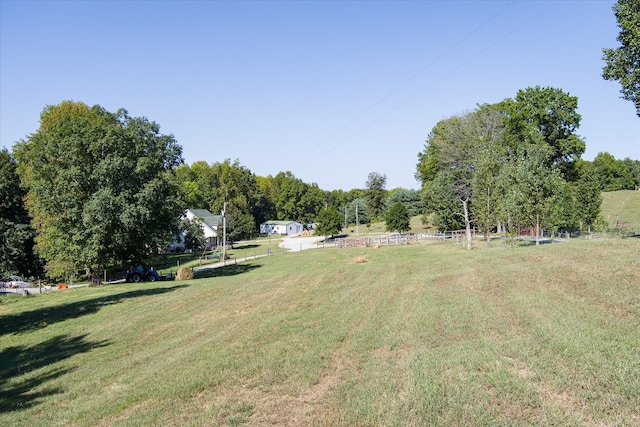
(1, 237), (639, 426)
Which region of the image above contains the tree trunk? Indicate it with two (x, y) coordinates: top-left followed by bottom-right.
(485, 187), (491, 242)
(462, 198), (472, 250)
(536, 212), (540, 246)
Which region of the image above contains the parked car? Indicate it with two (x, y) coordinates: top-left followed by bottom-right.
(3, 276), (32, 288)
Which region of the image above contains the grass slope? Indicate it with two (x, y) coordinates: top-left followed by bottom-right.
(601, 190), (640, 229)
(1, 238), (639, 426)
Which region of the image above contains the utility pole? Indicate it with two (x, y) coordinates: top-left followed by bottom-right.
(222, 202), (227, 260)
(356, 204), (359, 237)
(344, 206), (347, 230)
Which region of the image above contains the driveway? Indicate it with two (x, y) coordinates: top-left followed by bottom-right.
(278, 235), (326, 252)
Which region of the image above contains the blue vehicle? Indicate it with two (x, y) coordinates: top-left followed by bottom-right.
(126, 266), (162, 283)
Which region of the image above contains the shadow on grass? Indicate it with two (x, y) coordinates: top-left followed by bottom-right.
(0, 285), (189, 337)
(517, 238), (565, 247)
(0, 333), (110, 413)
(195, 263), (262, 279)
(232, 244), (260, 250)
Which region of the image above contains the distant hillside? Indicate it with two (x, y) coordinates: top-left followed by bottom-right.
(601, 190), (640, 229)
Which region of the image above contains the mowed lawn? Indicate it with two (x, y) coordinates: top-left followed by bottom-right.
(1, 238), (639, 426)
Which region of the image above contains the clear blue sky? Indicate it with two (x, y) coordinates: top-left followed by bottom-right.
(1, 0), (638, 191)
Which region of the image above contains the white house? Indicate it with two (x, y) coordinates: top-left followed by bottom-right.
(184, 209), (223, 243)
(260, 220), (304, 235)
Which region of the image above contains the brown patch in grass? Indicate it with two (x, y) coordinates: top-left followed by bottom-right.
(211, 352), (352, 426)
(352, 256), (367, 264)
(501, 357), (601, 426)
(94, 399), (154, 426)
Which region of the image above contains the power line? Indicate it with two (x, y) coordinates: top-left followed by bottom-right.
(290, 0), (561, 187)
(290, 1), (518, 168)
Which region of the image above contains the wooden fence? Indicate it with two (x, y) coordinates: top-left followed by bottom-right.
(335, 231), (477, 248)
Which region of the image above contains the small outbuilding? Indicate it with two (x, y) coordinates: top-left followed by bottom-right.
(260, 220), (304, 236)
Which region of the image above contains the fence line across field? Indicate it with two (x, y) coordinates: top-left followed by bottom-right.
(334, 231), (474, 248)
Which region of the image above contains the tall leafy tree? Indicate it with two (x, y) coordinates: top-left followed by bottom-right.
(365, 172), (387, 221)
(592, 152), (636, 191)
(499, 143), (567, 245)
(385, 202), (410, 233)
(418, 109), (505, 249)
(13, 101), (183, 278)
(174, 160), (215, 209)
(432, 114), (477, 249)
(269, 171), (324, 224)
(623, 157), (640, 189)
(602, 0), (640, 116)
(422, 172), (464, 232)
(503, 86), (585, 179)
(325, 189), (349, 211)
(469, 104), (508, 241)
(385, 188), (424, 217)
(346, 198), (370, 227)
(315, 206), (343, 237)
(255, 175), (278, 221)
(208, 159), (266, 240)
(0, 148), (44, 277)
(570, 161), (603, 233)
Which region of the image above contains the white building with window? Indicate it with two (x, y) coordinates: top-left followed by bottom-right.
(260, 220), (303, 235)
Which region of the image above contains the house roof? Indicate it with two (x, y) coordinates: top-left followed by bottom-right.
(262, 220), (301, 226)
(187, 209), (223, 229)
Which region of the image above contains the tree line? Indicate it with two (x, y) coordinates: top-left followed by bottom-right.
(2, 94), (637, 280)
(416, 86), (639, 250)
(0, 101), (422, 280)
(2, 0), (639, 280)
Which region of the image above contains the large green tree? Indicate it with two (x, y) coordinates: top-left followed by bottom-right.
(365, 172), (388, 221)
(418, 108), (505, 249)
(174, 159), (272, 241)
(13, 101), (183, 279)
(469, 105), (508, 241)
(603, 0), (640, 116)
(385, 188), (424, 217)
(174, 160), (215, 209)
(592, 152), (636, 191)
(498, 143), (567, 245)
(208, 159), (267, 241)
(0, 148), (44, 278)
(502, 86), (585, 178)
(269, 171), (325, 224)
(315, 206), (343, 237)
(623, 157), (640, 189)
(569, 161), (603, 233)
(422, 172), (464, 232)
(385, 202), (410, 233)
(346, 198), (370, 227)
